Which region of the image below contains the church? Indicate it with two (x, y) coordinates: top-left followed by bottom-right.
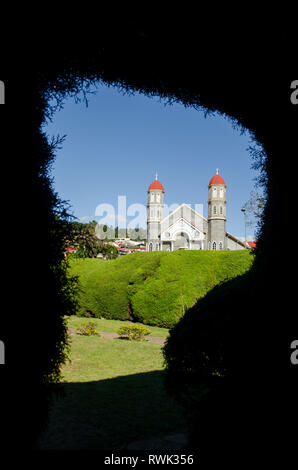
(146, 170), (246, 251)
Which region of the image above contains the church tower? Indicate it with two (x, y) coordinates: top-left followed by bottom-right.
(147, 174), (164, 251)
(207, 169), (227, 250)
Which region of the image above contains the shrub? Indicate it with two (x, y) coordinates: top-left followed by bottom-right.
(131, 251), (254, 327)
(117, 324), (151, 341)
(78, 310), (95, 318)
(69, 253), (163, 322)
(163, 271), (254, 458)
(77, 322), (101, 336)
(69, 251), (254, 328)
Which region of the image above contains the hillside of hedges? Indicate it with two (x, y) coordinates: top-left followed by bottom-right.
(69, 250), (254, 328)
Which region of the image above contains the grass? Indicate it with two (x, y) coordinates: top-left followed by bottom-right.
(69, 250), (254, 327)
(62, 328), (166, 383)
(67, 315), (170, 339)
(37, 251), (254, 449)
(37, 317), (185, 450)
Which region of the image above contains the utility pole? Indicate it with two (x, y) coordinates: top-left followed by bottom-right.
(241, 207), (247, 247)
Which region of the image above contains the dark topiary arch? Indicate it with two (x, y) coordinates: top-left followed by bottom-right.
(1, 23), (297, 462)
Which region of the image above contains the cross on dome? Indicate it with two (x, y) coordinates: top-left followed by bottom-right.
(148, 173), (164, 191)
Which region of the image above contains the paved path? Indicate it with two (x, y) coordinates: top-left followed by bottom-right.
(68, 327), (166, 345)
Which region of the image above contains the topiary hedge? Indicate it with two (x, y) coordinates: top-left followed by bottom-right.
(69, 253), (163, 321)
(117, 324), (151, 341)
(69, 250), (254, 328)
(162, 270), (257, 461)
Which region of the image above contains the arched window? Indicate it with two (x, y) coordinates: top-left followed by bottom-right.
(213, 187), (217, 196)
(150, 193), (154, 202)
(213, 205), (217, 215)
(212, 241), (217, 250)
(220, 206), (223, 215)
(219, 241), (223, 250)
(156, 193), (160, 202)
(219, 188), (224, 198)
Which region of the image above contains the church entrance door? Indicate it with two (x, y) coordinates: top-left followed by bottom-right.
(173, 232), (190, 250)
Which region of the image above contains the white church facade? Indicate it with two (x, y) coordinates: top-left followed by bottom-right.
(146, 170), (246, 251)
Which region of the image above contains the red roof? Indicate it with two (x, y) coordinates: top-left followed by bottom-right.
(247, 241), (257, 249)
(65, 246), (77, 252)
(148, 179), (164, 191)
(208, 173), (226, 186)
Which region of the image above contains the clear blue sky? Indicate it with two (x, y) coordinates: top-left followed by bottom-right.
(43, 83), (262, 240)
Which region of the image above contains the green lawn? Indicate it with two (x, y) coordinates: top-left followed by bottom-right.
(36, 318), (185, 450)
(37, 251), (254, 449)
(62, 328), (166, 383)
(67, 315), (170, 339)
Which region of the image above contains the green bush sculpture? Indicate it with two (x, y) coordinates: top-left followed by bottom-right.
(117, 324), (151, 341)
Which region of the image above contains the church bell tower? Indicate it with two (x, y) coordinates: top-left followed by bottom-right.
(208, 169), (226, 250)
(147, 173), (164, 251)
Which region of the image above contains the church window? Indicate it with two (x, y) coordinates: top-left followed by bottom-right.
(219, 241), (223, 250)
(212, 241), (217, 250)
(213, 205), (217, 215)
(220, 206), (223, 215)
(219, 188), (224, 198)
(151, 193), (154, 202)
(156, 193), (160, 202)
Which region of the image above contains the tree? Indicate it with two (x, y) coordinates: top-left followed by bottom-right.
(99, 243), (118, 260)
(242, 191), (266, 231)
(65, 220), (102, 258)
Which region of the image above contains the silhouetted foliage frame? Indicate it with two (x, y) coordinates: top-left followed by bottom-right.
(1, 25), (297, 460)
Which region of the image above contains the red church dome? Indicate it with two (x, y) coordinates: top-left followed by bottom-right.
(208, 170), (226, 186)
(148, 178), (164, 191)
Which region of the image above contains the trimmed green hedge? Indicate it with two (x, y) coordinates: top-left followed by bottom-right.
(69, 250), (254, 328)
(162, 270), (255, 457)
